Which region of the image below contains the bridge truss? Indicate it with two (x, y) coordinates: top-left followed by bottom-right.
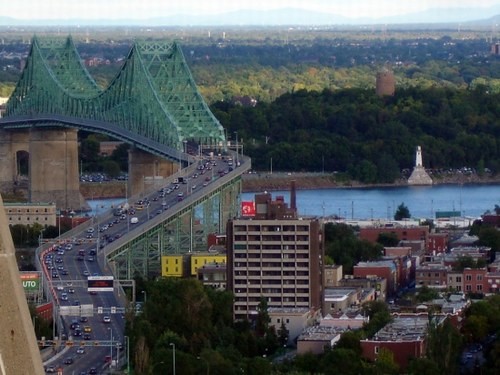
(5, 36), (225, 154)
(104, 171), (244, 280)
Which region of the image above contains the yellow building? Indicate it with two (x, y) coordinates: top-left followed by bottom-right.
(161, 253), (227, 278)
(191, 254), (226, 276)
(161, 255), (184, 277)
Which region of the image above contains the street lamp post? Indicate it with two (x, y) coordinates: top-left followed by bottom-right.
(170, 343), (176, 375)
(109, 327), (113, 371)
(141, 290), (147, 304)
(38, 228), (46, 250)
(234, 131), (239, 167)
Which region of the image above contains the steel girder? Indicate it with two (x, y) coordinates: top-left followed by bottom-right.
(5, 36), (225, 152)
(107, 176), (242, 280)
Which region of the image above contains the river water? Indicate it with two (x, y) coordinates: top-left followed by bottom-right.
(86, 184), (499, 221)
(242, 184), (500, 220)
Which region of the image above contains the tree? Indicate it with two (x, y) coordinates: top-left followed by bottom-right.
(394, 202), (411, 220)
(426, 317), (462, 375)
(277, 320), (289, 347)
(377, 232), (400, 247)
(371, 347), (399, 375)
(255, 297), (270, 337)
(416, 285), (439, 303)
(102, 160), (121, 178)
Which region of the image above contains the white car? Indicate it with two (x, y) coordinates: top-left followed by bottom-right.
(102, 316), (111, 323)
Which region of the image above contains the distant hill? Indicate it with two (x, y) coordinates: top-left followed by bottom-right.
(1, 6), (500, 27)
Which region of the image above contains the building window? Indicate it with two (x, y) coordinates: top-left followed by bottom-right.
(477, 275), (483, 281)
(477, 285), (483, 291)
(466, 285), (472, 291)
(466, 275), (472, 281)
(374, 346), (379, 354)
(456, 276), (462, 282)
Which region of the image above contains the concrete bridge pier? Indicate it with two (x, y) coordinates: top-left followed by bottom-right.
(0, 129), (30, 195)
(128, 147), (179, 197)
(29, 128), (86, 210)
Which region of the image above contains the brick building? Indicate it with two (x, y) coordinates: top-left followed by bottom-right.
(226, 188), (323, 321)
(353, 260), (397, 296)
(416, 264), (450, 289)
(359, 225), (429, 245)
(360, 313), (446, 370)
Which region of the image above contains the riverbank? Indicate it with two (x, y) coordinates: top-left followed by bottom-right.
(240, 171), (500, 193)
(78, 172), (500, 199)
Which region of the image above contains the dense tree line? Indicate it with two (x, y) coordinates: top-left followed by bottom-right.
(214, 86), (500, 182)
(129, 278), (500, 374)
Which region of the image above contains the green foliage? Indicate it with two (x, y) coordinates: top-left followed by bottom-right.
(372, 347), (400, 375)
(415, 285), (440, 303)
(376, 232), (400, 247)
(406, 357), (441, 375)
(319, 348), (364, 375)
(110, 142), (130, 171)
(453, 255), (487, 271)
(101, 159), (121, 178)
(9, 222), (47, 247)
(362, 300), (392, 337)
(425, 317), (462, 375)
(394, 202), (411, 220)
(213, 87), (500, 177)
(478, 226), (500, 253)
(324, 223), (383, 274)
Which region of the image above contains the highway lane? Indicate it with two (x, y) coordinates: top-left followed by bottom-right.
(41, 154), (247, 374)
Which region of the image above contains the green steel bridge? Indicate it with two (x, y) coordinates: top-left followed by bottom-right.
(1, 36), (250, 279)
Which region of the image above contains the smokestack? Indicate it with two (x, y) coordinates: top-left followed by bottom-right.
(290, 180), (296, 211)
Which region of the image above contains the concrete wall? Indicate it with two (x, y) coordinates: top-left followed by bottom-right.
(0, 193), (45, 374)
(128, 147), (178, 197)
(29, 128), (85, 210)
(0, 129), (30, 193)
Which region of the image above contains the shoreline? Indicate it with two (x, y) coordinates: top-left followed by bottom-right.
(78, 172), (500, 199)
(240, 172), (500, 193)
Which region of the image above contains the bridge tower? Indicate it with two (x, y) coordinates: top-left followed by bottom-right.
(128, 147), (180, 197)
(0, 127), (85, 209)
(29, 128), (86, 210)
(0, 129), (30, 194)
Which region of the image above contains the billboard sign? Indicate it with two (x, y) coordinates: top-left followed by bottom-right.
(20, 272), (40, 292)
(87, 276), (114, 292)
(241, 201), (256, 217)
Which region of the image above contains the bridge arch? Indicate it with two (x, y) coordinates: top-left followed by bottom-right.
(0, 36), (228, 207)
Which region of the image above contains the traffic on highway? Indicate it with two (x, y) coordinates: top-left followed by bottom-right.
(39, 153), (244, 374)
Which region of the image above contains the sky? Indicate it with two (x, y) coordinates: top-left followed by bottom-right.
(2, 0), (499, 20)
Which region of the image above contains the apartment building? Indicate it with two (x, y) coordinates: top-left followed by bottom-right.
(226, 187), (323, 321)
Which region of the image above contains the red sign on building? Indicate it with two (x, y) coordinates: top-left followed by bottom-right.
(241, 201), (256, 217)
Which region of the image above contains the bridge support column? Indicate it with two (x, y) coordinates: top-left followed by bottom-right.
(29, 128), (86, 210)
(0, 129), (30, 195)
(128, 148), (178, 197)
(0, 193), (45, 374)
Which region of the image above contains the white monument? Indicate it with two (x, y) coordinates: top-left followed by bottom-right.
(408, 146), (433, 185)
